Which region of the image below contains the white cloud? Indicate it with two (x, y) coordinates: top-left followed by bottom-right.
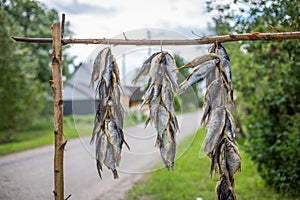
(38, 0), (214, 70)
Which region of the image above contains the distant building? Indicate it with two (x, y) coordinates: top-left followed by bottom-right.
(63, 61), (143, 115)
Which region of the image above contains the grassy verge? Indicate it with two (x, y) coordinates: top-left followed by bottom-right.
(125, 129), (296, 200)
(0, 114), (138, 156)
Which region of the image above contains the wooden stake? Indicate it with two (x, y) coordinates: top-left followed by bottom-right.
(51, 22), (65, 200)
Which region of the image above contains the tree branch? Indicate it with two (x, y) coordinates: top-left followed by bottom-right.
(11, 31), (300, 46)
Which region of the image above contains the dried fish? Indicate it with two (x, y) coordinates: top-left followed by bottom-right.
(132, 52), (161, 85)
(155, 104), (169, 145)
(133, 51), (179, 170)
(165, 53), (178, 91)
(215, 174), (237, 200)
(104, 142), (119, 179)
(89, 47), (111, 88)
(159, 125), (176, 171)
(204, 106), (226, 157)
(95, 132), (108, 179)
(224, 140), (241, 178)
(201, 78), (226, 126)
(224, 110), (236, 142)
(178, 43), (240, 199)
(216, 43), (233, 102)
(178, 59), (219, 94)
(177, 53), (219, 70)
(106, 119), (121, 165)
(90, 47), (129, 179)
(90, 80), (108, 144)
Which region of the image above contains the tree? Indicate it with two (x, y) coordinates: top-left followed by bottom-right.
(0, 0), (75, 139)
(2, 0), (75, 82)
(0, 6), (44, 139)
(206, 0), (300, 197)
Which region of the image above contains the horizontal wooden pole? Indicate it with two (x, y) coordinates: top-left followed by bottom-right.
(11, 31), (300, 46)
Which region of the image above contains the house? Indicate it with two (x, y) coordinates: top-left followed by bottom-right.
(63, 61), (143, 115)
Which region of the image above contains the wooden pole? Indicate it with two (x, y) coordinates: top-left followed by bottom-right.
(11, 31), (300, 45)
(51, 22), (66, 200)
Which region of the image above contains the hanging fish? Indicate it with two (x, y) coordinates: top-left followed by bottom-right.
(215, 174), (237, 200)
(132, 52), (161, 85)
(95, 132), (108, 179)
(90, 47), (129, 179)
(201, 78), (226, 126)
(89, 47), (111, 88)
(177, 53), (219, 70)
(159, 124), (176, 170)
(216, 43), (234, 103)
(164, 53), (178, 91)
(178, 58), (220, 94)
(204, 106), (226, 157)
(133, 51), (179, 170)
(223, 140), (241, 178)
(206, 43), (220, 88)
(90, 80), (108, 144)
(178, 43), (240, 199)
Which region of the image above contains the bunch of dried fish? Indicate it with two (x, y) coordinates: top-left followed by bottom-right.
(178, 43), (241, 199)
(90, 47), (129, 179)
(133, 51), (179, 170)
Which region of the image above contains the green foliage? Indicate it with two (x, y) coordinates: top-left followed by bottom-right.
(0, 114), (136, 155)
(0, 6), (45, 135)
(2, 0), (76, 82)
(0, 0), (76, 138)
(206, 0), (300, 197)
(126, 130), (296, 200)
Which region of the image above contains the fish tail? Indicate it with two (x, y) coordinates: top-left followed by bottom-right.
(170, 162), (174, 171)
(96, 160), (103, 179)
(123, 138), (130, 150)
(144, 117), (151, 128)
(90, 135), (95, 144)
(112, 169), (119, 179)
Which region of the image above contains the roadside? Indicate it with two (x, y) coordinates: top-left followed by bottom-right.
(0, 111), (202, 200)
(0, 114), (136, 156)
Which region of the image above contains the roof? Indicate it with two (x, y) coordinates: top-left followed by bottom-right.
(64, 61), (143, 102)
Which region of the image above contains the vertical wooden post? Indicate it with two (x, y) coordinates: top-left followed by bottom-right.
(51, 22), (65, 200)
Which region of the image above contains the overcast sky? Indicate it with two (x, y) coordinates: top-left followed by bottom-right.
(38, 0), (216, 84)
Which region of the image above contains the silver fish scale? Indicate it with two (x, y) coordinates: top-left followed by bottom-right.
(205, 106), (226, 156)
(201, 78), (226, 125)
(107, 119), (122, 165)
(224, 140), (241, 178)
(160, 127), (176, 170)
(224, 110), (235, 142)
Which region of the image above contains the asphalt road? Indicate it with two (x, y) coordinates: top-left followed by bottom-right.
(0, 111), (202, 200)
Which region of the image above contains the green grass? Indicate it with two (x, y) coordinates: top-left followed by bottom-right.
(0, 114), (139, 156)
(125, 129), (298, 200)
